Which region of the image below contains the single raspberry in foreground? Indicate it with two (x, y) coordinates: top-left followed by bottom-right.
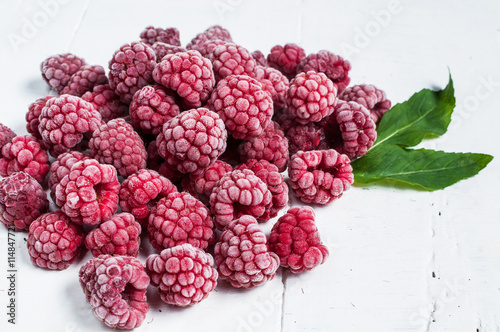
(40, 53), (87, 93)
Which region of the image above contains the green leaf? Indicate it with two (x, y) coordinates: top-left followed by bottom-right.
(372, 74), (455, 149)
(351, 144), (493, 191)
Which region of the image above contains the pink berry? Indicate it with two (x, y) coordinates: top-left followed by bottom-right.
(145, 243), (218, 307)
(40, 53), (87, 93)
(251, 50), (268, 67)
(55, 159), (120, 226)
(286, 70), (337, 124)
(209, 168), (272, 230)
(0, 123), (16, 149)
(153, 50), (215, 108)
(85, 212), (142, 257)
(26, 96), (53, 139)
(151, 42), (187, 62)
(148, 192), (215, 252)
(0, 135), (49, 184)
(276, 113), (328, 154)
(89, 118), (148, 177)
(288, 149), (354, 205)
(208, 43), (256, 81)
(48, 151), (91, 202)
(79, 255), (150, 330)
(209, 74), (273, 140)
(267, 43), (306, 79)
(254, 65), (290, 110)
(339, 84), (391, 124)
(27, 211), (84, 270)
(193, 39), (227, 58)
(139, 26), (181, 46)
(214, 215), (279, 288)
(119, 169), (177, 226)
(108, 41), (157, 103)
(81, 84), (129, 122)
(61, 65), (108, 97)
(186, 25), (233, 52)
(0, 172), (49, 231)
(269, 206), (329, 273)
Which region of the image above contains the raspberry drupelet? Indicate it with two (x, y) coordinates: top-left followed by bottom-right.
(269, 206), (329, 273)
(267, 43), (306, 80)
(108, 41), (157, 103)
(148, 192), (215, 252)
(139, 26), (181, 46)
(85, 212), (142, 257)
(288, 149), (354, 205)
(151, 42), (187, 62)
(214, 215), (280, 289)
(339, 84), (392, 124)
(209, 74), (273, 140)
(145, 243), (218, 307)
(61, 65), (109, 97)
(55, 159), (120, 226)
(38, 94), (102, 157)
(27, 210), (84, 270)
(156, 107), (227, 175)
(0, 172), (49, 231)
(119, 169), (177, 226)
(209, 168), (272, 230)
(153, 50), (215, 108)
(40, 53), (87, 93)
(81, 84), (129, 122)
(48, 151), (91, 202)
(89, 118), (148, 177)
(79, 255), (150, 330)
(26, 96), (53, 139)
(0, 135), (50, 184)
(208, 43), (256, 81)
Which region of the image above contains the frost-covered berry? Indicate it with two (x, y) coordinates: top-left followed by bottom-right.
(214, 215), (279, 288)
(153, 50), (215, 108)
(119, 169), (177, 226)
(209, 74), (273, 140)
(27, 211), (84, 270)
(26, 96), (53, 139)
(286, 70), (337, 124)
(129, 84), (181, 135)
(186, 25), (233, 52)
(209, 169), (272, 230)
(0, 123), (16, 148)
(61, 65), (108, 97)
(194, 39), (227, 58)
(55, 159), (120, 226)
(156, 107), (227, 175)
(48, 151), (91, 202)
(151, 42), (187, 61)
(38, 94), (102, 157)
(0, 135), (49, 184)
(108, 41), (157, 103)
(208, 43), (256, 81)
(267, 43), (306, 79)
(89, 118), (147, 177)
(82, 84), (129, 122)
(339, 84), (391, 124)
(148, 192), (215, 252)
(146, 243), (218, 307)
(40, 53), (87, 93)
(79, 255), (150, 330)
(85, 213), (141, 257)
(254, 65), (289, 110)
(0, 172), (49, 231)
(140, 26), (181, 46)
(288, 149), (353, 205)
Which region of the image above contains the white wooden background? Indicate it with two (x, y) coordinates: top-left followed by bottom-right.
(0, 1), (499, 331)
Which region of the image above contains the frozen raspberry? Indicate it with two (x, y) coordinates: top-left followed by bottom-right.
(0, 172), (49, 231)
(181, 160), (232, 206)
(237, 122), (289, 172)
(251, 50), (268, 67)
(209, 169), (272, 230)
(0, 123), (16, 149)
(148, 192), (215, 252)
(267, 43), (306, 80)
(119, 169), (177, 226)
(235, 159), (288, 219)
(156, 107), (227, 175)
(146, 243), (217, 307)
(129, 84), (181, 135)
(38, 94), (102, 157)
(26, 97), (53, 139)
(140, 26), (181, 46)
(269, 206), (329, 273)
(286, 70), (337, 124)
(40, 53), (87, 93)
(82, 84), (129, 122)
(61, 65), (108, 97)
(297, 50), (351, 93)
(214, 215), (279, 288)
(288, 149), (353, 205)
(151, 42), (187, 61)
(85, 212), (141, 257)
(48, 151), (91, 202)
(254, 65), (289, 110)
(339, 84), (391, 124)
(285, 121), (328, 154)
(0, 135), (49, 184)
(153, 50), (215, 108)
(89, 118), (147, 177)
(194, 39), (227, 58)
(208, 43), (256, 81)
(320, 101), (377, 159)
(55, 159), (120, 226)
(79, 255), (150, 330)
(108, 41), (157, 103)
(27, 210), (84, 270)
(209, 74), (273, 140)
(186, 25), (233, 52)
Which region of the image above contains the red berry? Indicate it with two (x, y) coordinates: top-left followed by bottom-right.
(26, 96), (53, 139)
(81, 84), (129, 122)
(267, 43), (306, 79)
(151, 42), (186, 62)
(186, 25), (233, 52)
(61, 65), (108, 97)
(254, 65), (289, 110)
(139, 26), (181, 46)
(0, 123), (16, 149)
(48, 151), (91, 202)
(339, 84), (391, 124)
(40, 53), (87, 93)
(208, 43), (256, 81)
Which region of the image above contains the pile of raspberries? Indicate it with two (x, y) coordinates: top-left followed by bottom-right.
(0, 24), (391, 330)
